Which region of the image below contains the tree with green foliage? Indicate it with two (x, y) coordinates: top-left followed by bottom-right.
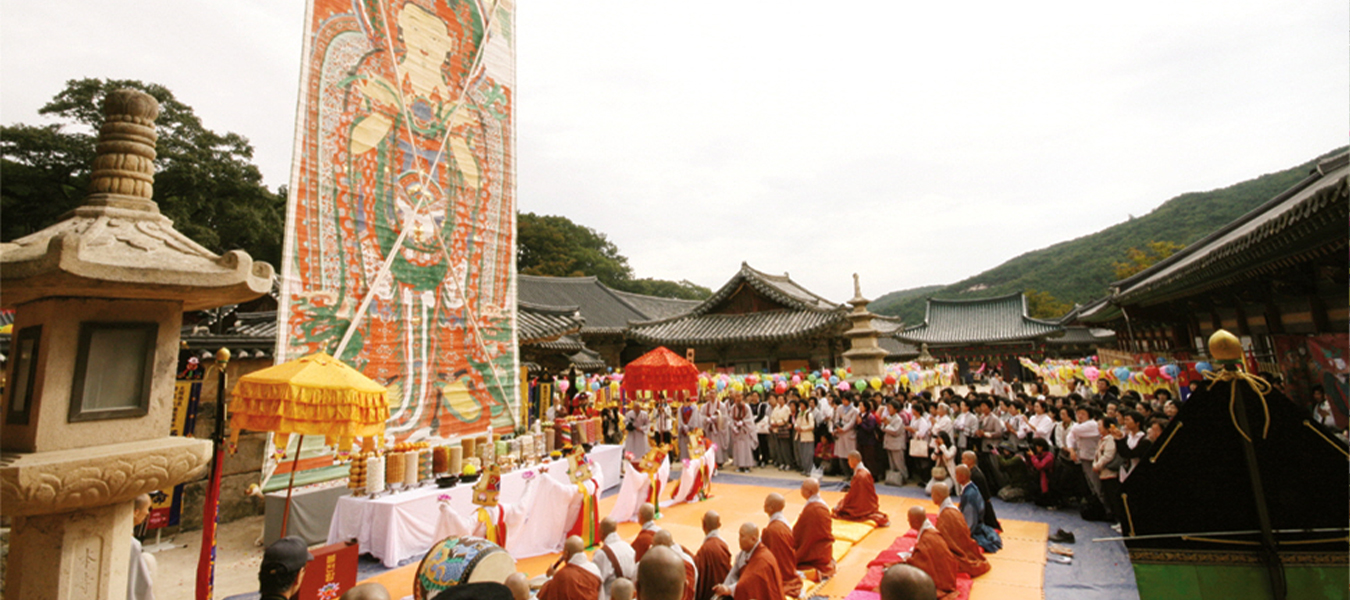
(1, 78), (286, 266)
(1112, 240), (1184, 280)
(517, 212), (711, 300)
(1025, 288), (1072, 320)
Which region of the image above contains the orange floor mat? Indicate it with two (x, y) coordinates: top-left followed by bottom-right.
(358, 481), (1046, 600)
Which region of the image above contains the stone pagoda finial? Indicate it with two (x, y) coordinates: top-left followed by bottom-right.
(0, 88), (274, 312)
(843, 273), (886, 378)
(86, 89), (161, 207)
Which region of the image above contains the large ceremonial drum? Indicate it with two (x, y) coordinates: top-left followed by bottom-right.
(414, 536), (517, 600)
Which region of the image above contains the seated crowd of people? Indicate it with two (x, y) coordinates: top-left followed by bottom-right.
(254, 372), (1341, 600)
(261, 468), (988, 600)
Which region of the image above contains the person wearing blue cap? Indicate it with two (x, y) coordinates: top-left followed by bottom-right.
(260, 536), (314, 600)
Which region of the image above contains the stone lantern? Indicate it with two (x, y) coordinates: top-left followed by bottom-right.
(841, 274), (888, 378)
(0, 89), (273, 599)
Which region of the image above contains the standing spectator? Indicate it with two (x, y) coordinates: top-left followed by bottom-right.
(1112, 410), (1151, 485)
(857, 400), (886, 479)
(1028, 400), (1055, 444)
(926, 432), (956, 494)
(1066, 405), (1104, 509)
(833, 395), (859, 477)
(931, 403), (954, 442)
(731, 393), (758, 472)
(1052, 406), (1074, 452)
(794, 400), (816, 476)
(771, 395), (793, 470)
(753, 393), (772, 467)
(953, 400), (978, 453)
(906, 402), (932, 485)
(652, 399), (674, 448)
(882, 400), (909, 485)
(1092, 417), (1122, 531)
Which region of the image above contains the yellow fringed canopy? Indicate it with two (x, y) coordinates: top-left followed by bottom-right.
(229, 352), (390, 453)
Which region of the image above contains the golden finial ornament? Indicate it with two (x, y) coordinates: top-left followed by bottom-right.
(1208, 330), (1244, 363)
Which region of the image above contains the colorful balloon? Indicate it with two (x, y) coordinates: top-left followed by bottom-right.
(838, 381), (851, 391)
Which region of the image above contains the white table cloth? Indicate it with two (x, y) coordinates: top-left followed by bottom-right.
(327, 444), (622, 567)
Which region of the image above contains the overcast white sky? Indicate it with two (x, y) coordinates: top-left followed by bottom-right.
(3, 1), (1345, 300)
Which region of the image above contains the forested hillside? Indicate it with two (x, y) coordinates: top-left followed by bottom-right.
(873, 147), (1347, 324)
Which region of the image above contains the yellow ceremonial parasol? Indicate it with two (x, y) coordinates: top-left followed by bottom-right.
(229, 352), (390, 535)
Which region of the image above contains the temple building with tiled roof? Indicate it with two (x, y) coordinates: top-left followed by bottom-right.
(1080, 151), (1347, 395)
(517, 274), (700, 367)
(896, 292), (1068, 380)
(626, 263), (859, 372)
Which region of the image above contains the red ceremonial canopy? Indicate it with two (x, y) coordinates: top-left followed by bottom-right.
(623, 346), (699, 400)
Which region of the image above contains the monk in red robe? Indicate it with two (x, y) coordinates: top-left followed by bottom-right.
(539, 535), (603, 600)
(694, 511), (732, 600)
(832, 451), (890, 527)
(637, 546), (688, 600)
(761, 493), (805, 597)
(901, 507), (960, 600)
(793, 478), (836, 578)
(931, 482), (991, 577)
(632, 503), (660, 562)
(652, 530), (697, 600)
(713, 523), (783, 600)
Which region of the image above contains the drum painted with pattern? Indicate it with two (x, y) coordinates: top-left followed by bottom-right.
(413, 536), (516, 600)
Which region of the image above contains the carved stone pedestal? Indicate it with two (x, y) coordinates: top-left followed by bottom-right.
(1, 436), (212, 600)
(9, 502), (133, 600)
(0, 89), (269, 599)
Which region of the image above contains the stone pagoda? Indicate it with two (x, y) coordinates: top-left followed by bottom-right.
(0, 89), (273, 599)
(841, 274), (888, 378)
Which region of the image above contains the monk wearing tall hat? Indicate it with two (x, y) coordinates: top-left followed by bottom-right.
(433, 463), (529, 547)
(566, 447), (604, 548)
